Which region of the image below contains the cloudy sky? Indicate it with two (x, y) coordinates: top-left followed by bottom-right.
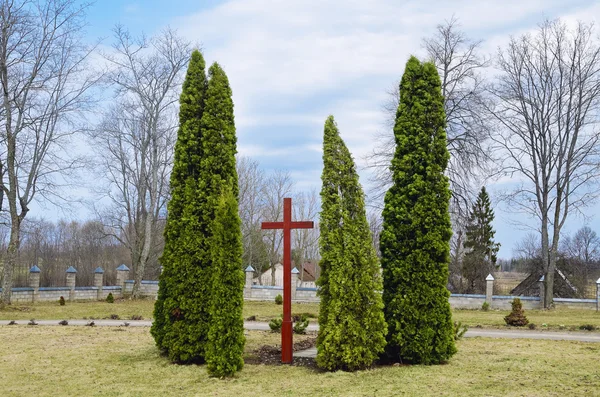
(41, 0), (600, 258)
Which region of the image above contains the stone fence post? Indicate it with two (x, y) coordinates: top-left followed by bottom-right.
(244, 265), (254, 298)
(116, 264), (130, 297)
(596, 278), (600, 312)
(66, 266), (77, 302)
(485, 274), (494, 307)
(538, 275), (545, 309)
(29, 265), (41, 303)
(291, 267), (299, 300)
(94, 267), (104, 300)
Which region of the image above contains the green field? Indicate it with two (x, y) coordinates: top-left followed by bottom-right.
(1, 299), (599, 332)
(1, 326), (598, 396)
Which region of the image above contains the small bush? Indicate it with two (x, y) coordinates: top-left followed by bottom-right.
(86, 321), (95, 327)
(481, 301), (490, 311)
(293, 314), (309, 335)
(269, 317), (282, 332)
(454, 321), (468, 340)
(130, 315), (143, 321)
(528, 323), (536, 330)
(106, 293), (114, 303)
(579, 324), (596, 331)
(59, 320), (68, 326)
(8, 320), (16, 325)
(275, 294), (283, 305)
(504, 298), (529, 326)
(59, 296), (65, 306)
(246, 315), (257, 321)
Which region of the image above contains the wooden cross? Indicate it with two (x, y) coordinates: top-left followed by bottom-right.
(261, 197), (314, 364)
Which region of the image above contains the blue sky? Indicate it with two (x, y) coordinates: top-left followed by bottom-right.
(32, 0), (600, 258)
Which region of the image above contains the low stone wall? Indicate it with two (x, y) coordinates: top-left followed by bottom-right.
(123, 280), (159, 296)
(6, 286), (124, 304)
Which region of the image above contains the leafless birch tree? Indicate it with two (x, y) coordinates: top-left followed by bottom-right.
(0, 0), (99, 305)
(90, 26), (191, 298)
(487, 19), (600, 307)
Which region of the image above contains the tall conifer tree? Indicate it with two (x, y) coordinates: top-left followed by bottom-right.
(462, 187), (500, 293)
(316, 116), (387, 371)
(151, 56), (241, 365)
(152, 50), (208, 361)
(380, 56), (456, 364)
(206, 187), (245, 377)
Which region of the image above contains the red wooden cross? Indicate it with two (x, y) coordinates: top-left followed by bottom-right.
(261, 197), (314, 364)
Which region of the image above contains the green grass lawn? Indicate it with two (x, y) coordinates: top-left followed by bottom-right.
(1, 299), (599, 331)
(1, 326), (598, 396)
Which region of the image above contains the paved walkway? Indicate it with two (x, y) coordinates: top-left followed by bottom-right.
(2, 320), (600, 343)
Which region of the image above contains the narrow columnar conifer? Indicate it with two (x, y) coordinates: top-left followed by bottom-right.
(316, 116), (387, 371)
(151, 50), (209, 362)
(206, 188), (245, 377)
(380, 56), (456, 364)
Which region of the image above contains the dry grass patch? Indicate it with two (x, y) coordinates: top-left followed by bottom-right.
(1, 326), (599, 396)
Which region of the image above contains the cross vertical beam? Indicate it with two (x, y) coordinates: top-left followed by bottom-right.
(261, 197), (314, 364)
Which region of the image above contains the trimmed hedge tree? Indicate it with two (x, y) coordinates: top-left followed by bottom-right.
(316, 116), (387, 371)
(151, 50), (209, 362)
(380, 56), (456, 364)
(206, 188), (245, 377)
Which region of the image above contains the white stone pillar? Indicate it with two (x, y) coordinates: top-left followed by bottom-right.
(596, 278), (600, 312)
(485, 274), (494, 308)
(539, 275), (545, 309)
(116, 264), (130, 297)
(66, 266), (77, 302)
(244, 265), (254, 298)
(94, 267), (104, 300)
(29, 265), (41, 303)
(291, 267), (299, 300)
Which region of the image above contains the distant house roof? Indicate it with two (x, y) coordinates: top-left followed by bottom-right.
(297, 261), (318, 282)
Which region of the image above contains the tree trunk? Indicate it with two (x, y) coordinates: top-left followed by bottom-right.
(1, 217), (21, 306)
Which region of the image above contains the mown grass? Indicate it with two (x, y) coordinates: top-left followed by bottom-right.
(1, 299), (599, 331)
(1, 326), (598, 396)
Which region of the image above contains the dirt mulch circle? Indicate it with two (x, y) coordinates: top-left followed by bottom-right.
(248, 336), (317, 367)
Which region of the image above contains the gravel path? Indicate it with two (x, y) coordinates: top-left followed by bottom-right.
(1, 320), (599, 343)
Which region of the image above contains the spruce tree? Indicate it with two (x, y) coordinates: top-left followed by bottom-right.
(462, 187), (500, 293)
(206, 187), (245, 377)
(151, 50), (208, 361)
(316, 116), (387, 371)
(380, 56), (456, 364)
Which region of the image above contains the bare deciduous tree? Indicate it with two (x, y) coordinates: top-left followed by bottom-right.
(237, 156), (269, 275)
(366, 17), (490, 217)
(0, 0), (99, 305)
(91, 26), (191, 298)
(488, 19), (600, 307)
(261, 169), (294, 285)
(292, 189), (320, 280)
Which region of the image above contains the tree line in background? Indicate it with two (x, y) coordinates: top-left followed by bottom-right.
(0, 0), (599, 310)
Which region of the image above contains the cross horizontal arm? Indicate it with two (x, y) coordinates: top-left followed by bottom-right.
(261, 222), (284, 230)
(291, 221), (314, 229)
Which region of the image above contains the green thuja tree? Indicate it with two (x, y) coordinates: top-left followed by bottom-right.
(380, 56), (456, 364)
(316, 116), (387, 371)
(206, 188), (245, 377)
(462, 187), (500, 293)
(151, 50), (209, 362)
